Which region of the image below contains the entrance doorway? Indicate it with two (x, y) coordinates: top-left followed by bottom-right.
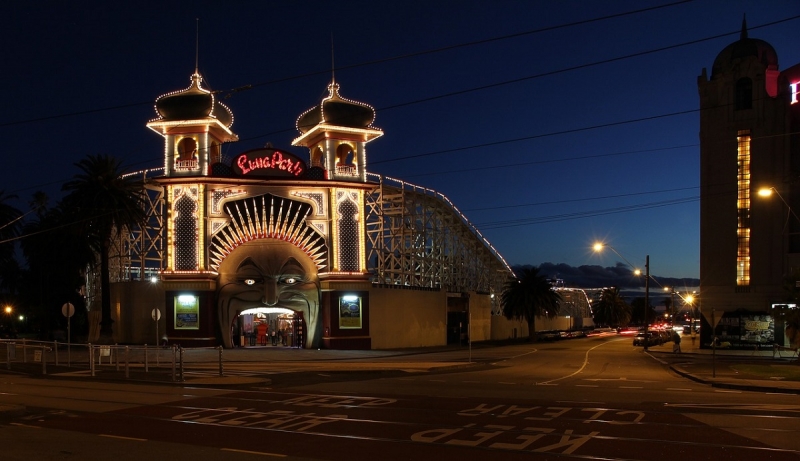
(232, 307), (306, 348)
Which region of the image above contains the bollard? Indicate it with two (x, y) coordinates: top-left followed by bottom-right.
(115, 344), (120, 371)
(42, 347), (47, 375)
(54, 340), (59, 366)
(125, 346), (130, 379)
(90, 344), (95, 377)
(171, 345), (176, 382)
(22, 338), (27, 363)
(179, 347), (184, 382)
(144, 344), (149, 373)
(218, 346), (223, 377)
(5, 342), (10, 370)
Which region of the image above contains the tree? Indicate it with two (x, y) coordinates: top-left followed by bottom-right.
(20, 202), (94, 339)
(592, 286), (631, 328)
(61, 155), (146, 340)
(501, 267), (562, 342)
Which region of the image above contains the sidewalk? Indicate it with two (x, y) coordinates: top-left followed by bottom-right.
(647, 335), (800, 395)
(3, 339), (799, 392)
(0, 341), (478, 387)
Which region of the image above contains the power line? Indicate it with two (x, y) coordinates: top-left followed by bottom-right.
(477, 196), (699, 230)
(5, 12), (798, 218)
(462, 186), (699, 212)
(0, 2), (692, 130)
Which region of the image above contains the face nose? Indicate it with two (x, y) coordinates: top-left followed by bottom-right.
(262, 278), (279, 306)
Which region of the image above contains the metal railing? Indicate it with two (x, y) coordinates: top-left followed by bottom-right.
(1, 340), (225, 382)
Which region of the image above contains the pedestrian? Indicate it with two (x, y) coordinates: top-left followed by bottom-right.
(271, 329), (277, 346)
(672, 331), (682, 353)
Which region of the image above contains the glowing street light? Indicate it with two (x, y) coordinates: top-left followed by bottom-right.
(758, 186), (800, 224)
(594, 242), (650, 349)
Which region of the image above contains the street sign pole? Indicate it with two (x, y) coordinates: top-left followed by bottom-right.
(152, 309), (161, 365)
(61, 303), (75, 366)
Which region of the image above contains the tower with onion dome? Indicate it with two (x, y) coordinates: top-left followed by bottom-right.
(292, 80), (383, 182)
(147, 70), (238, 176)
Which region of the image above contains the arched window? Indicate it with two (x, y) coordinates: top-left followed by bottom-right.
(335, 144), (356, 176)
(735, 78), (752, 110)
(174, 195), (197, 270)
(337, 200), (359, 271)
(209, 140), (222, 164)
(311, 146), (324, 167)
(176, 137), (198, 170)
(336, 143), (355, 166)
(177, 137), (197, 160)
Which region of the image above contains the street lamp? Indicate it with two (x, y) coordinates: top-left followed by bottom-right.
(685, 294), (697, 337)
(758, 187), (800, 223)
(594, 242), (650, 349)
(663, 287), (676, 322)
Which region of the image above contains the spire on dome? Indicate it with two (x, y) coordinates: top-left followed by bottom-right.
(740, 14), (748, 40)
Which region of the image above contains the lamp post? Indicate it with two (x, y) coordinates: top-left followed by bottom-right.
(685, 294), (696, 336)
(594, 243), (650, 349)
(758, 185), (800, 351)
(664, 287), (676, 323)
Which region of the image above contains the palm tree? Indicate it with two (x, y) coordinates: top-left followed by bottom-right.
(61, 155), (146, 340)
(592, 286), (631, 328)
(501, 267), (562, 342)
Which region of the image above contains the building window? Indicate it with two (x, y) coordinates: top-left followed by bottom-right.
(737, 130), (751, 285)
(735, 78), (752, 110)
(337, 199), (360, 272)
(175, 195), (198, 270)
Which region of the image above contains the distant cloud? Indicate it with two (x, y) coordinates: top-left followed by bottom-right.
(513, 262), (699, 292)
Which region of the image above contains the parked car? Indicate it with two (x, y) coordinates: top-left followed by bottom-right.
(632, 331), (660, 347)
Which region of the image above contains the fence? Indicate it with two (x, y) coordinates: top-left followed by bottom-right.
(0, 339), (225, 382)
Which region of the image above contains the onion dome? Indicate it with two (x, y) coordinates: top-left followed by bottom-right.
(296, 81), (377, 133)
(153, 72), (233, 128)
(711, 17), (778, 78)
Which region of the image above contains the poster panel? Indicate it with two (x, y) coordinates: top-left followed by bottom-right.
(174, 295), (199, 330)
(339, 295), (362, 329)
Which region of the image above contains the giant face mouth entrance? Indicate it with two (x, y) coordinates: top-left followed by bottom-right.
(231, 307), (306, 348)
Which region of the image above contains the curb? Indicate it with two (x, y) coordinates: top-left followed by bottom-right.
(668, 364), (800, 395)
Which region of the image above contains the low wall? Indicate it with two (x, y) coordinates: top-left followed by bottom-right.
(110, 281), (166, 345)
(369, 287), (447, 349)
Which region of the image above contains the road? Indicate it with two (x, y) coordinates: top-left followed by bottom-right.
(1, 335), (799, 460)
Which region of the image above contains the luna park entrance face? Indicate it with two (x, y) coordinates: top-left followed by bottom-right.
(233, 307), (306, 348)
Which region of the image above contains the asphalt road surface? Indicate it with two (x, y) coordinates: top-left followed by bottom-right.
(1, 336), (799, 460)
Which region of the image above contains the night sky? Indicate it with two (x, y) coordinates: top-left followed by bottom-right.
(3, 0), (800, 280)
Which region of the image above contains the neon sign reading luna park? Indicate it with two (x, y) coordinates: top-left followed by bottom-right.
(232, 148), (306, 178)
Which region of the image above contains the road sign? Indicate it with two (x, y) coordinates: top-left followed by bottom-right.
(702, 308), (722, 330)
(61, 303), (75, 318)
(152, 308), (161, 321)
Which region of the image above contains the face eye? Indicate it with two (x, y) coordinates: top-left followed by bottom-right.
(244, 278), (256, 286)
(282, 277), (298, 285)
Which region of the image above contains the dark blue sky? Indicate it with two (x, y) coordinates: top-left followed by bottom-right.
(2, 0), (799, 280)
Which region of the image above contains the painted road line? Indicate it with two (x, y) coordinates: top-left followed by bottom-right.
(222, 448), (287, 457)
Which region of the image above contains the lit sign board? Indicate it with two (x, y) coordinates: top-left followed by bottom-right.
(174, 295), (199, 330)
(339, 295), (362, 329)
(232, 148), (306, 178)
(791, 82), (798, 104)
